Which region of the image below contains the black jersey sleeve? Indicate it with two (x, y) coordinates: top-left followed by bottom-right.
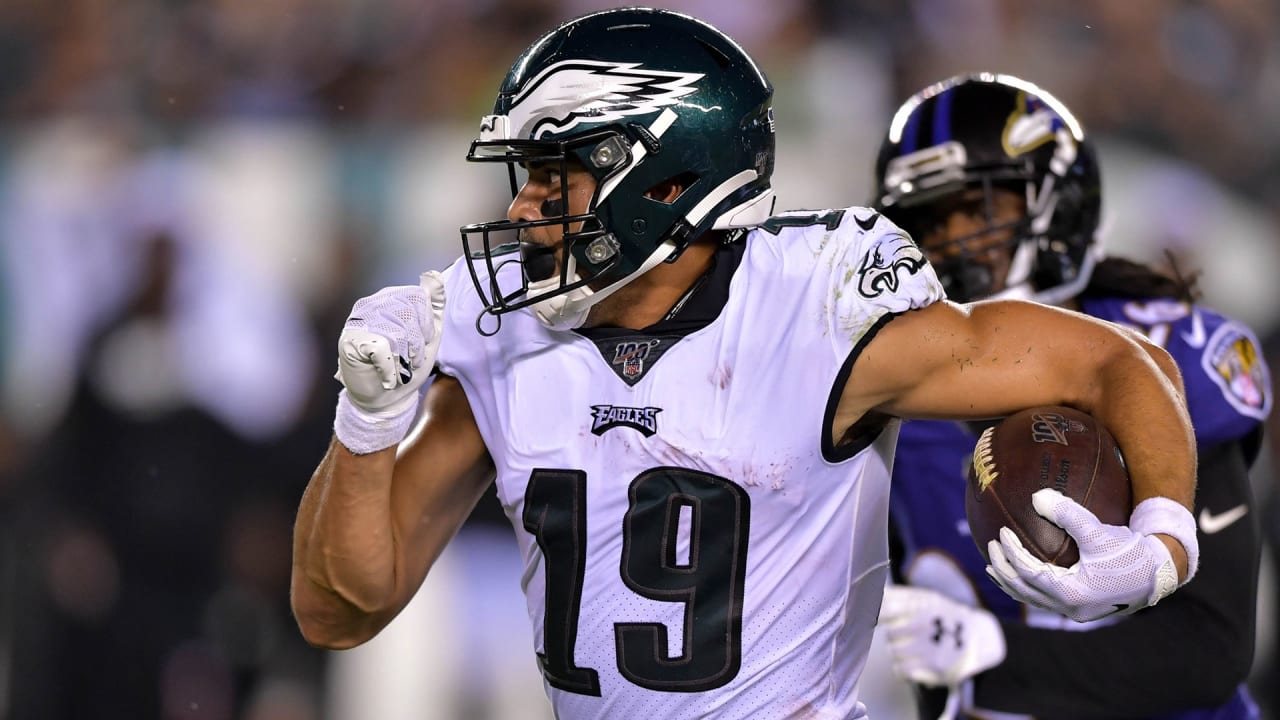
(967, 437), (1261, 718)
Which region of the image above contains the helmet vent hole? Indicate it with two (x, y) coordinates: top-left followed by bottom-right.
(645, 172), (698, 205)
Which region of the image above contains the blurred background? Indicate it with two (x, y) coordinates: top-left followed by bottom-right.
(1, 0), (1278, 718)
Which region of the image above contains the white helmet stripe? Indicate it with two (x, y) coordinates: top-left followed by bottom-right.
(597, 108), (679, 202)
(686, 169), (756, 226)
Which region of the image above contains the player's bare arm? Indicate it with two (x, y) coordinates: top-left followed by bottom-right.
(291, 375), (492, 649)
(292, 271), (496, 649)
(838, 298), (1196, 579)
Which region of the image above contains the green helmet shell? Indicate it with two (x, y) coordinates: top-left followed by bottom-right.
(461, 8), (776, 319)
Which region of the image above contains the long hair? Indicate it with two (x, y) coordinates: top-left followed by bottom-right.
(1080, 252), (1200, 303)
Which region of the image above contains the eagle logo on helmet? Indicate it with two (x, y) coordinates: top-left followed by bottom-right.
(857, 233), (926, 299)
(504, 60), (704, 139)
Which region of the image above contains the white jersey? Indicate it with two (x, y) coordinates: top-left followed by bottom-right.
(436, 208), (944, 719)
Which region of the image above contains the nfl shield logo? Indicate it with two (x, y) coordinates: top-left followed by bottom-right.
(613, 339), (660, 381)
(623, 356), (643, 378)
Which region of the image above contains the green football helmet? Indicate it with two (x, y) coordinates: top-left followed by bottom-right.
(460, 8), (776, 330)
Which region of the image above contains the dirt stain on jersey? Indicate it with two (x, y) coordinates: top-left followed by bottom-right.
(709, 365), (733, 390)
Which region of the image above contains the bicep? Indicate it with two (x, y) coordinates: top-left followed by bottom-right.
(839, 299), (1144, 424)
(389, 374), (495, 597)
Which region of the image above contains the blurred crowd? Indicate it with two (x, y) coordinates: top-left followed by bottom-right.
(2, 1), (1279, 719)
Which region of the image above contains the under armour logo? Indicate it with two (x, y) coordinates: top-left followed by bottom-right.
(930, 617), (964, 649)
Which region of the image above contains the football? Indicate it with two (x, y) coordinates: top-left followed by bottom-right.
(966, 406), (1132, 567)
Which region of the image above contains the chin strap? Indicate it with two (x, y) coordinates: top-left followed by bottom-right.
(528, 179), (772, 331)
(530, 240), (678, 331)
(989, 237), (1102, 306)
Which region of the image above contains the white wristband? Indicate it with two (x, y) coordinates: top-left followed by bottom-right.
(1130, 496), (1200, 585)
(333, 389), (419, 455)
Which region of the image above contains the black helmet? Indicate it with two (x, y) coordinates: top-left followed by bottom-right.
(460, 7), (776, 330)
(874, 73), (1102, 304)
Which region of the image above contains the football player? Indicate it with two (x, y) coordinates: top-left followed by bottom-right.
(291, 11), (1202, 719)
(875, 73), (1270, 719)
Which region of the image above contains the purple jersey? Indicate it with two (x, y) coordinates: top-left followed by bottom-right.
(890, 297), (1271, 720)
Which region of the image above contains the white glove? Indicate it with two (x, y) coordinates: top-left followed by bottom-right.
(878, 586), (1006, 687)
(985, 488), (1185, 623)
(334, 271), (446, 453)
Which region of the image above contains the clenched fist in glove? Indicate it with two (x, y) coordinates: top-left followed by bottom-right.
(334, 271), (446, 454)
(986, 488), (1199, 623)
(878, 585), (1006, 688)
